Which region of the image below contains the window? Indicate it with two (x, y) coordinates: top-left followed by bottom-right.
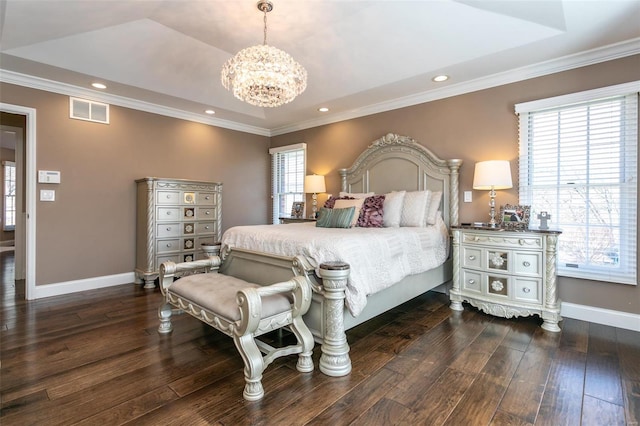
(269, 143), (306, 224)
(516, 82), (638, 285)
(3, 161), (16, 231)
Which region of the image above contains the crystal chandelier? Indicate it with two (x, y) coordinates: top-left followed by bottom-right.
(221, 0), (307, 108)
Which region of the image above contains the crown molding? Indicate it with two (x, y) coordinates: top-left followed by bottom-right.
(271, 37), (640, 136)
(2, 37), (639, 138)
(0, 70), (271, 137)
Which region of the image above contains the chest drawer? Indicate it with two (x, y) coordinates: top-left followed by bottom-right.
(157, 190), (180, 205)
(157, 239), (179, 253)
(197, 192), (216, 205)
(197, 207), (216, 219)
(157, 223), (181, 238)
(197, 221), (216, 235)
(157, 207), (180, 221)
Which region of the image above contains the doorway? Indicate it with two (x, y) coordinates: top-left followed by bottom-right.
(0, 104), (36, 300)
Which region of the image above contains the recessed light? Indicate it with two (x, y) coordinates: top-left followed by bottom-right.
(318, 107), (329, 112)
(91, 82), (107, 89)
(432, 75), (449, 82)
(205, 109), (215, 115)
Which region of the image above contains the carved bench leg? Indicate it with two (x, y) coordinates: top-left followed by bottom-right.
(157, 302), (173, 334)
(234, 334), (265, 401)
(318, 262), (352, 377)
(290, 316), (314, 373)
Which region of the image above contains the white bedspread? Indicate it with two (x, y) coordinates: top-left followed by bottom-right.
(220, 217), (449, 317)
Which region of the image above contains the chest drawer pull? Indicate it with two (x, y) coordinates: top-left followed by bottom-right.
(166, 243), (171, 248)
(205, 225), (210, 230)
(467, 279), (475, 285)
(166, 227), (171, 231)
(523, 261), (531, 267)
(205, 210), (211, 215)
(205, 196), (210, 200)
(522, 287), (531, 293)
(468, 255), (476, 261)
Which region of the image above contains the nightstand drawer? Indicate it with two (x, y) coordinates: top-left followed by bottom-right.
(462, 269), (482, 293)
(514, 252), (542, 276)
(513, 278), (542, 303)
(461, 231), (543, 250)
(462, 246), (482, 269)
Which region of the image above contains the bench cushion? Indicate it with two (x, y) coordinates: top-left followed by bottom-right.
(169, 273), (292, 322)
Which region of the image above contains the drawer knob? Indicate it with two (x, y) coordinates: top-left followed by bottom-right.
(166, 243), (171, 248)
(205, 196), (210, 200)
(205, 225), (210, 230)
(166, 211), (171, 215)
(490, 280), (504, 292)
(523, 287), (531, 293)
(468, 279), (475, 285)
(166, 194), (171, 199)
(166, 227), (171, 231)
(205, 211), (211, 215)
(523, 261), (531, 267)
(468, 255), (476, 261)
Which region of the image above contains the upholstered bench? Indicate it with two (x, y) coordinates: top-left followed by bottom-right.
(157, 255), (314, 401)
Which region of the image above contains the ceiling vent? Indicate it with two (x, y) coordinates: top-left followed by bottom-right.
(69, 97), (109, 124)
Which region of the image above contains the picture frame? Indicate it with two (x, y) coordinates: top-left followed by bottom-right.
(291, 201), (305, 219)
(499, 204), (530, 230)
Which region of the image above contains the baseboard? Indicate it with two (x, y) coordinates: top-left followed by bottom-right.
(32, 272), (137, 299)
(561, 302), (640, 332)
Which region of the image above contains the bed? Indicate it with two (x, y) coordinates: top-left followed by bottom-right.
(218, 133), (462, 376)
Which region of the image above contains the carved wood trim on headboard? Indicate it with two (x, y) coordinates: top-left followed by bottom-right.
(338, 133), (462, 226)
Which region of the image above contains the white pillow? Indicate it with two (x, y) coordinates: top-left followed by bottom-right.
(426, 191), (443, 225)
(383, 191), (405, 227)
(339, 191), (374, 199)
(334, 198), (365, 227)
(400, 191), (430, 227)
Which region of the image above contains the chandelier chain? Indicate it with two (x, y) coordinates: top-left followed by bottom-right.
(263, 7), (267, 45)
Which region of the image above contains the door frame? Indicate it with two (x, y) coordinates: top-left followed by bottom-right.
(1, 103), (36, 299)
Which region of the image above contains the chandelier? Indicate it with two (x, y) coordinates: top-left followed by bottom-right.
(221, 0), (307, 108)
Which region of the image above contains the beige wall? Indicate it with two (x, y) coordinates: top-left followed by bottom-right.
(0, 83), (271, 285)
(271, 55), (640, 315)
(1, 55), (638, 315)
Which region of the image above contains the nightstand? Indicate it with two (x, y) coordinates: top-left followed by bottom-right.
(449, 226), (563, 332)
(279, 217), (317, 224)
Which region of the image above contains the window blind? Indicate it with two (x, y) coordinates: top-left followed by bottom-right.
(516, 83), (638, 285)
(269, 143), (306, 224)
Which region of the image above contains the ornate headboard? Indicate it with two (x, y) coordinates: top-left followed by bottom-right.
(339, 133), (462, 226)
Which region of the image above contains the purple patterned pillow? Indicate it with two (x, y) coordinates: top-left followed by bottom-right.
(357, 195), (385, 227)
(324, 196), (354, 209)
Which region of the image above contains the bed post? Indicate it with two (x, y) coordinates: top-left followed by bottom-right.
(339, 168), (348, 192)
(317, 262), (352, 377)
(447, 159), (463, 226)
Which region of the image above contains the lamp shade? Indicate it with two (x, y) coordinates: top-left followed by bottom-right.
(304, 174), (326, 193)
(473, 160), (513, 190)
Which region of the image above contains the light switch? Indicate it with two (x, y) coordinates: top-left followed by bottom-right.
(38, 170), (61, 184)
(40, 189), (55, 201)
(464, 191), (472, 202)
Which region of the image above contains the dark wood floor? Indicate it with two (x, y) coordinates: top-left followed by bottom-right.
(1, 249), (638, 425)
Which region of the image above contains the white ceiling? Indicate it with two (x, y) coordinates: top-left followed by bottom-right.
(1, 0), (639, 136)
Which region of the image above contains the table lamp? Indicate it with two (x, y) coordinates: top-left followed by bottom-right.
(473, 160), (513, 228)
(305, 174), (326, 218)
